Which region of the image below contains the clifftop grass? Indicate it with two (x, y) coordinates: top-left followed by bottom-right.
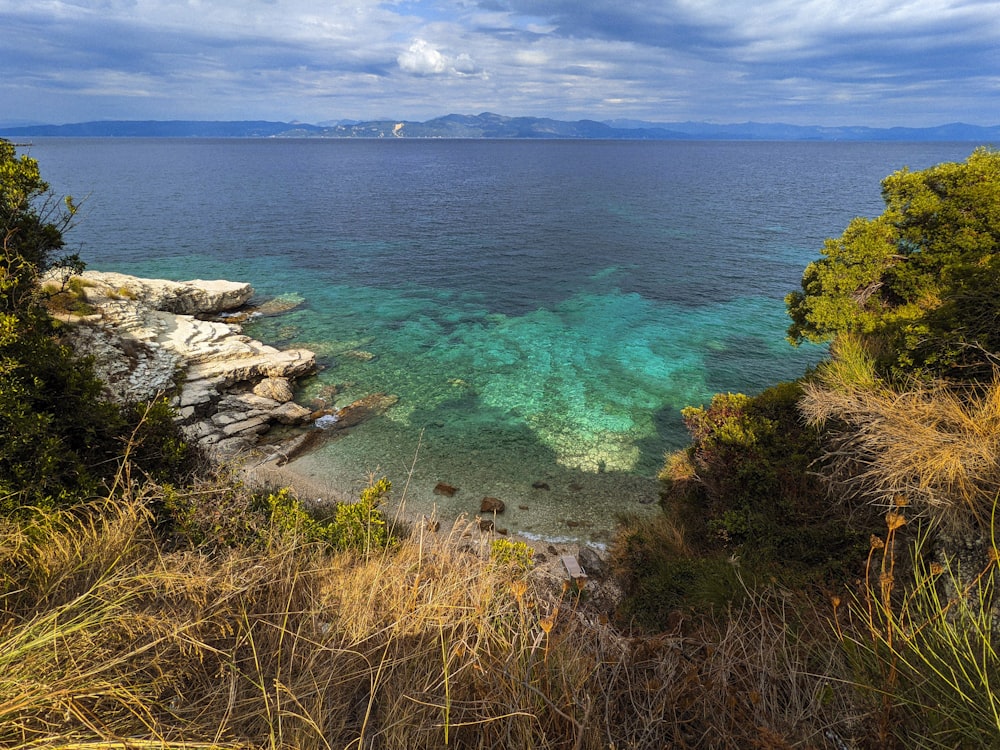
(0, 483), (859, 749)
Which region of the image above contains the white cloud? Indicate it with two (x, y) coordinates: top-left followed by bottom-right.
(0, 0), (997, 125)
(398, 39), (448, 75)
(397, 38), (484, 78)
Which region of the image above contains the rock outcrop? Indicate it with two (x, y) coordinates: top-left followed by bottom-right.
(48, 270), (317, 459)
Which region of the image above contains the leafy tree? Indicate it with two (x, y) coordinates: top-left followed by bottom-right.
(0, 139), (192, 512)
(787, 147), (1000, 379)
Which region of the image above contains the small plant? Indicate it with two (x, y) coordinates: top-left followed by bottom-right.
(42, 275), (98, 316)
(490, 537), (535, 573)
(840, 501), (1000, 747)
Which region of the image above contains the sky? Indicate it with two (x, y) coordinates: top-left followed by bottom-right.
(2, 0), (998, 127)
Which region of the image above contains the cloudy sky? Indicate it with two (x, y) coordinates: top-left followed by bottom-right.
(2, 0), (998, 127)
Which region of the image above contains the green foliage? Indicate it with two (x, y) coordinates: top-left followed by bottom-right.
(787, 147), (1000, 380)
(329, 476), (394, 553)
(267, 478), (394, 553)
(665, 382), (870, 582)
(611, 514), (743, 628)
(489, 538), (535, 573)
(162, 477), (396, 555)
(614, 382), (877, 626)
(0, 140), (197, 514)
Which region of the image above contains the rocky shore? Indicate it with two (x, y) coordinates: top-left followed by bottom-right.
(48, 269), (616, 600)
(47, 270), (318, 459)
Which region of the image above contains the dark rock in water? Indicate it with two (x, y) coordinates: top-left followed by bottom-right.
(532, 481), (550, 491)
(518, 504), (529, 511)
(274, 429), (327, 465)
(569, 482), (584, 492)
(480, 497), (506, 514)
(496, 527), (509, 536)
(577, 546), (605, 578)
(566, 520), (580, 528)
(334, 392), (399, 429)
(434, 482), (459, 497)
(479, 518), (495, 532)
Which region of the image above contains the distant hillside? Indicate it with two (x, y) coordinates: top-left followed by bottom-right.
(0, 120), (322, 138)
(3, 114), (999, 141)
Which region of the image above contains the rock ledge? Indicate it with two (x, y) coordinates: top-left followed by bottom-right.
(49, 270), (317, 459)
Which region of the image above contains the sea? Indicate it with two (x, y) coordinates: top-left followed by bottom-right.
(24, 138), (981, 543)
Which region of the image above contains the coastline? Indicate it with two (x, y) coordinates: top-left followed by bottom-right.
(243, 451), (618, 598)
(54, 268), (617, 587)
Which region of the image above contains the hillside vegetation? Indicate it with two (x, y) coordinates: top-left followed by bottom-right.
(2, 139), (999, 747)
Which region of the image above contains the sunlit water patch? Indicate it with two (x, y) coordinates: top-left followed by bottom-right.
(245, 278), (824, 540)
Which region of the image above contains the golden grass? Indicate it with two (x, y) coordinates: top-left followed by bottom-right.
(800, 361), (1000, 530)
(0, 489), (859, 749)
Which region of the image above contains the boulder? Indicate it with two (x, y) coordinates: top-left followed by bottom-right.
(253, 377), (294, 403)
(480, 497), (506, 514)
(434, 482), (459, 497)
(577, 546), (606, 578)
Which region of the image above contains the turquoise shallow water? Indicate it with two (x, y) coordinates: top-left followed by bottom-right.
(247, 284), (817, 541)
(26, 138), (978, 542)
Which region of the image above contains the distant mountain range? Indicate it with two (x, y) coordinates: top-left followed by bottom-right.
(3, 113), (999, 141)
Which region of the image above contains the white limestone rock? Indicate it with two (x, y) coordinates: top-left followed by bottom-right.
(74, 270), (254, 314)
(253, 377), (295, 403)
(52, 270), (318, 460)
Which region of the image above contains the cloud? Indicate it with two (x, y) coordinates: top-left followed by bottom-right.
(397, 38), (484, 78)
(0, 0), (996, 126)
(398, 39), (449, 75)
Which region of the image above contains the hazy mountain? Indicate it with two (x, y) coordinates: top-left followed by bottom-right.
(3, 114), (999, 141)
(0, 120), (322, 138)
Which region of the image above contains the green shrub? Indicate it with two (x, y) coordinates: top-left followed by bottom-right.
(787, 147), (1000, 381)
(489, 538), (535, 573)
(613, 381), (877, 627)
(667, 381), (869, 581)
(330, 476), (395, 553)
(161, 476), (396, 555)
(612, 514), (743, 628)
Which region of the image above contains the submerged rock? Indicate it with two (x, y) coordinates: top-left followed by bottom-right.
(434, 482), (459, 497)
(314, 413), (341, 429)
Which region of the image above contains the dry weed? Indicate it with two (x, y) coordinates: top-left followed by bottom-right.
(1, 491), (858, 749)
(801, 367), (1000, 530)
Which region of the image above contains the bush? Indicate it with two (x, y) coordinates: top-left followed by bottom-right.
(161, 474), (396, 555)
(612, 513), (744, 628)
(787, 147), (1000, 381)
(1, 140), (199, 514)
(666, 381), (870, 582)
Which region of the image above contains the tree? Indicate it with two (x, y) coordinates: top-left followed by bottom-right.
(787, 147), (1000, 380)
(0, 139), (194, 512)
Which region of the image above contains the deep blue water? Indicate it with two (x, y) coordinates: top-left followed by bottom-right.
(25, 138), (979, 541)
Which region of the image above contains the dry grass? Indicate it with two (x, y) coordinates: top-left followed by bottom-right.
(800, 356), (1000, 530)
(0, 487), (860, 749)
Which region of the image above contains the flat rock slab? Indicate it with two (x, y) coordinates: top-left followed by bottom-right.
(50, 270), (317, 460)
